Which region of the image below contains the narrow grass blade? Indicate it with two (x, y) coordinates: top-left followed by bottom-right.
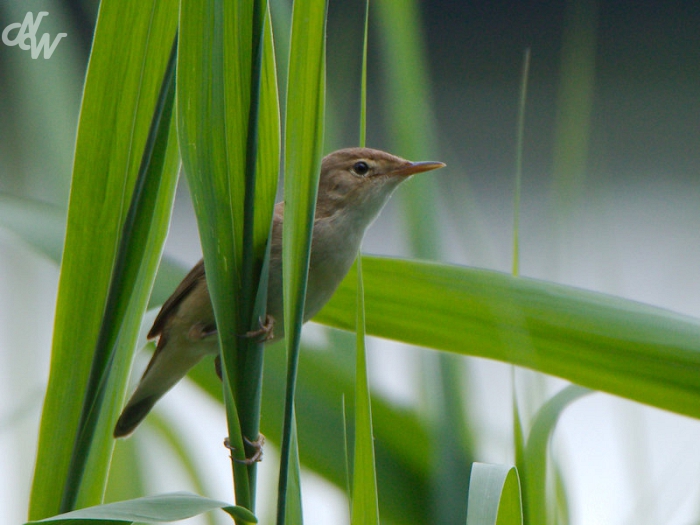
(512, 48), (531, 277)
(549, 0), (598, 228)
(373, 3), (473, 521)
(284, 416), (304, 525)
(520, 385), (590, 525)
(25, 492), (256, 524)
(358, 0), (369, 148)
(373, 0), (439, 257)
(351, 257), (380, 525)
(316, 256), (700, 420)
(511, 370), (526, 478)
(28, 0), (178, 518)
(350, 4), (379, 523)
(188, 338), (434, 524)
(277, 0), (327, 521)
(467, 463), (523, 525)
(234, 8), (281, 503)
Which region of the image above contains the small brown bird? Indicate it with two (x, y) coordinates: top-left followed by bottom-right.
(114, 147), (445, 437)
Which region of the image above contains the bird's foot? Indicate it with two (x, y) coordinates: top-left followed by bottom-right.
(213, 316), (275, 380)
(224, 434), (266, 465)
(239, 315), (275, 343)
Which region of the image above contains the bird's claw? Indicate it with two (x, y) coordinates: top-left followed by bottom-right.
(224, 434), (266, 465)
(239, 315), (275, 343)
(213, 316), (275, 380)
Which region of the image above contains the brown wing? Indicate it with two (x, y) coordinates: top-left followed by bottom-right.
(147, 259), (206, 339)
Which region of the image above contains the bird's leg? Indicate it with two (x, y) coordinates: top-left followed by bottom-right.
(188, 322), (217, 341)
(213, 315), (274, 379)
(224, 434), (266, 465)
(239, 314), (275, 343)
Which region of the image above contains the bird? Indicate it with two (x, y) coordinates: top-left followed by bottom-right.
(113, 147), (445, 438)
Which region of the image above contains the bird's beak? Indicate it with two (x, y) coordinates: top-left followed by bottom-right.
(389, 160), (446, 178)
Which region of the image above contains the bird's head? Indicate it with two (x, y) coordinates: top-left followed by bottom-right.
(315, 147), (445, 221)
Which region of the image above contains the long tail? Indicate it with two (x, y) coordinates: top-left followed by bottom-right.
(113, 336), (216, 438)
(114, 394), (161, 438)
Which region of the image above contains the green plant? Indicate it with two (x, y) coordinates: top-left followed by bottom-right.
(2, 1), (700, 524)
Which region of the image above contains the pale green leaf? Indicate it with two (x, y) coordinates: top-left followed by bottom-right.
(25, 492), (256, 524)
(467, 463), (523, 525)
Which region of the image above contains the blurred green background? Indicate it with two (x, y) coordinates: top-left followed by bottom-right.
(2, 0), (700, 524)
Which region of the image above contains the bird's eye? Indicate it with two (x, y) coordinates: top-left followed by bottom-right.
(352, 161), (370, 176)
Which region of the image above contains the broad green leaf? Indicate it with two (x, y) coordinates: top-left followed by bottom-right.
(25, 492), (256, 524)
(177, 0), (279, 509)
(278, 0), (327, 521)
(29, 0), (178, 518)
(316, 257), (700, 420)
(467, 464), (523, 525)
(61, 39), (179, 512)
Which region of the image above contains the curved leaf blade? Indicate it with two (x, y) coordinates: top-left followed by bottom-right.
(316, 256), (700, 419)
(521, 385), (591, 525)
(467, 463), (522, 525)
(25, 492), (256, 524)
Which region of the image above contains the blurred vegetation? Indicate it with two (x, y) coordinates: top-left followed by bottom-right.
(2, 1), (700, 524)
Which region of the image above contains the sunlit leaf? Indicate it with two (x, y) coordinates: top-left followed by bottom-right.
(28, 0), (178, 518)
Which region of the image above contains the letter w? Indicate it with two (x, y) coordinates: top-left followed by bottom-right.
(31, 31), (67, 59)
